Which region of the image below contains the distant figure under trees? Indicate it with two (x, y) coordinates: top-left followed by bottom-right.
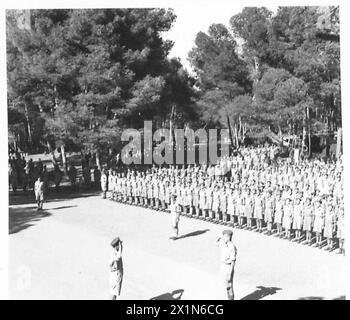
(53, 165), (63, 192)
(68, 164), (77, 189)
(34, 176), (45, 210)
(93, 166), (101, 190)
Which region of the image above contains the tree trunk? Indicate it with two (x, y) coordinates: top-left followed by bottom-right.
(169, 117), (173, 145)
(96, 150), (102, 170)
(14, 134), (18, 152)
(47, 141), (58, 166)
(336, 127), (342, 159)
(302, 108), (307, 155)
(234, 124), (239, 148)
(24, 104), (33, 149)
(278, 126), (282, 137)
(308, 127), (311, 158)
(305, 107), (312, 158)
(60, 144), (67, 174)
(302, 126), (307, 154)
(107, 147), (113, 167)
(169, 104), (175, 145)
(226, 113), (235, 153)
(238, 116), (242, 143)
(243, 124), (247, 137)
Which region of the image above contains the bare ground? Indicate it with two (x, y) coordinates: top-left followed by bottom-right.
(8, 192), (346, 300)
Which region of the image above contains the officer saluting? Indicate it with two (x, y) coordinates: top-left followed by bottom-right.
(216, 229), (237, 300)
(109, 237), (123, 300)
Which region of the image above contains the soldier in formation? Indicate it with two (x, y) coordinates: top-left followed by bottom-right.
(102, 146), (344, 254)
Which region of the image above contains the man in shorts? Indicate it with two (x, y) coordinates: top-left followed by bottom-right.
(169, 195), (181, 239)
(216, 229), (237, 300)
(34, 176), (45, 210)
(110, 237), (123, 300)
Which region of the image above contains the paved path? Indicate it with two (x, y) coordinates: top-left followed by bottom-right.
(9, 193), (346, 300)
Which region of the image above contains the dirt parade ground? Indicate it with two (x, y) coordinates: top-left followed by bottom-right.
(9, 191), (346, 300)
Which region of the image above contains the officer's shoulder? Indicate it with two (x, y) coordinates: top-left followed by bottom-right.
(229, 241), (237, 249)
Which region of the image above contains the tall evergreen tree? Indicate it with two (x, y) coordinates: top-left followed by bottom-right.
(7, 9), (196, 162)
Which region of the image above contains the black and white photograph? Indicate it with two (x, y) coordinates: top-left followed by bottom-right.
(1, 0), (349, 302)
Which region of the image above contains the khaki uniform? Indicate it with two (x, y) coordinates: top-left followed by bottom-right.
(34, 180), (45, 201)
(219, 239), (237, 300)
(109, 248), (123, 297)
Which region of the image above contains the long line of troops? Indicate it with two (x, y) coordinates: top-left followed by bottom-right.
(101, 146), (345, 254)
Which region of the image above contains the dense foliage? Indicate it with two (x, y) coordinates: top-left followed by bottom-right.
(189, 6), (340, 148)
(7, 6), (340, 158)
(7, 8), (196, 157)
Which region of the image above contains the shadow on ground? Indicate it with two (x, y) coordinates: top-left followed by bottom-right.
(150, 289), (184, 300)
(241, 286), (282, 300)
(176, 229), (210, 240)
(298, 295), (345, 300)
(49, 205), (78, 210)
(9, 186), (100, 206)
(9, 206), (52, 234)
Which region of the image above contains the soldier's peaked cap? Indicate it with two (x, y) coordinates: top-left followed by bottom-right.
(111, 237), (121, 247)
(222, 229), (233, 237)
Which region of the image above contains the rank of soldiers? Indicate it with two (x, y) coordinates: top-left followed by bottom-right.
(101, 146), (345, 255)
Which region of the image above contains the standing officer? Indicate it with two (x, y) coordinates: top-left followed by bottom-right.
(216, 229), (237, 300)
(53, 165), (63, 193)
(68, 163), (77, 189)
(110, 237), (123, 300)
(170, 195), (181, 239)
(34, 176), (45, 210)
(93, 166), (101, 190)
